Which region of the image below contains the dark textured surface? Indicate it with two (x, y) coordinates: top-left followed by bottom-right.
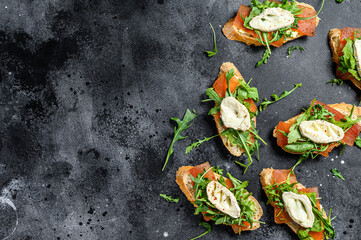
(0, 0), (360, 239)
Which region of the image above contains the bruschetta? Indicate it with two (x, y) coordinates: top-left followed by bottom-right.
(176, 162), (263, 234)
(223, 0), (322, 66)
(260, 168), (335, 239)
(273, 99), (361, 168)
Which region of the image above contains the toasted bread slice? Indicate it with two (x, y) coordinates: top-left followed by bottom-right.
(214, 62), (256, 157)
(329, 28), (361, 90)
(176, 163), (263, 233)
(273, 103), (361, 155)
(259, 168), (327, 236)
(223, 3), (320, 47)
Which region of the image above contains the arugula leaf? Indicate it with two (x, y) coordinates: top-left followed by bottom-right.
(327, 78), (343, 86)
(355, 136), (361, 148)
(287, 46), (304, 57)
(331, 169), (345, 181)
(225, 69), (235, 97)
(190, 222), (211, 240)
(235, 79), (259, 102)
(336, 0), (344, 2)
(256, 48), (271, 67)
(207, 106), (220, 115)
(203, 88), (222, 104)
(162, 109), (197, 171)
(259, 83), (302, 111)
(339, 38), (361, 81)
(159, 194), (179, 203)
(185, 134), (219, 154)
(205, 23), (217, 57)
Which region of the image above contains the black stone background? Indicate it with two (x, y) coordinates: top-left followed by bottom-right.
(0, 0), (360, 239)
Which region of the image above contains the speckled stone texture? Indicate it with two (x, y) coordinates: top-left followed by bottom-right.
(0, 0), (359, 239)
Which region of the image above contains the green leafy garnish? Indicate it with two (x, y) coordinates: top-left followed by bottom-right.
(190, 222), (211, 240)
(355, 136), (361, 148)
(159, 194), (179, 203)
(163, 109), (197, 171)
(327, 78), (343, 86)
(259, 83), (302, 111)
(338, 37), (361, 81)
(331, 169), (345, 181)
(287, 46), (304, 57)
(185, 135), (219, 154)
(256, 48), (271, 67)
(205, 23), (217, 57)
(191, 167), (257, 234)
(336, 0), (344, 3)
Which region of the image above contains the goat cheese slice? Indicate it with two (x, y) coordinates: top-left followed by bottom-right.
(299, 120), (344, 144)
(282, 192), (314, 228)
(220, 97), (251, 131)
(354, 39), (361, 78)
(249, 7), (295, 32)
(206, 181), (241, 218)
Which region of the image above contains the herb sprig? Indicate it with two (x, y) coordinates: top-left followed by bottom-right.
(185, 135), (219, 154)
(331, 169), (345, 181)
(259, 83), (302, 112)
(355, 136), (361, 148)
(190, 222), (211, 240)
(205, 23), (217, 57)
(160, 194), (179, 203)
(287, 46), (304, 57)
(163, 109), (197, 171)
(327, 78), (343, 86)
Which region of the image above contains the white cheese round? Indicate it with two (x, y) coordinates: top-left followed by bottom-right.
(249, 7), (295, 32)
(353, 39), (361, 77)
(299, 120), (344, 144)
(282, 192), (314, 228)
(220, 97), (251, 131)
(206, 181), (241, 218)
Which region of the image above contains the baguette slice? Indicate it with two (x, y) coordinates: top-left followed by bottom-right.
(223, 2), (320, 47)
(213, 62), (257, 156)
(176, 162), (263, 233)
(329, 28), (361, 90)
(259, 168), (327, 237)
(273, 102), (361, 155)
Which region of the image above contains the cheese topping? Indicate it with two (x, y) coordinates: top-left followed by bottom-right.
(249, 7), (295, 32)
(282, 192), (314, 228)
(206, 181), (241, 218)
(220, 97), (251, 131)
(353, 39), (361, 78)
(299, 120), (344, 144)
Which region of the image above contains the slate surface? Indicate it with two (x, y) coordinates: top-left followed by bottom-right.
(0, 0), (360, 239)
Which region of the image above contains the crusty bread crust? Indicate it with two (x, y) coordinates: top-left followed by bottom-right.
(273, 103), (361, 155)
(223, 3), (320, 47)
(176, 164), (263, 232)
(329, 28), (361, 90)
(215, 62), (257, 157)
(259, 168), (327, 237)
